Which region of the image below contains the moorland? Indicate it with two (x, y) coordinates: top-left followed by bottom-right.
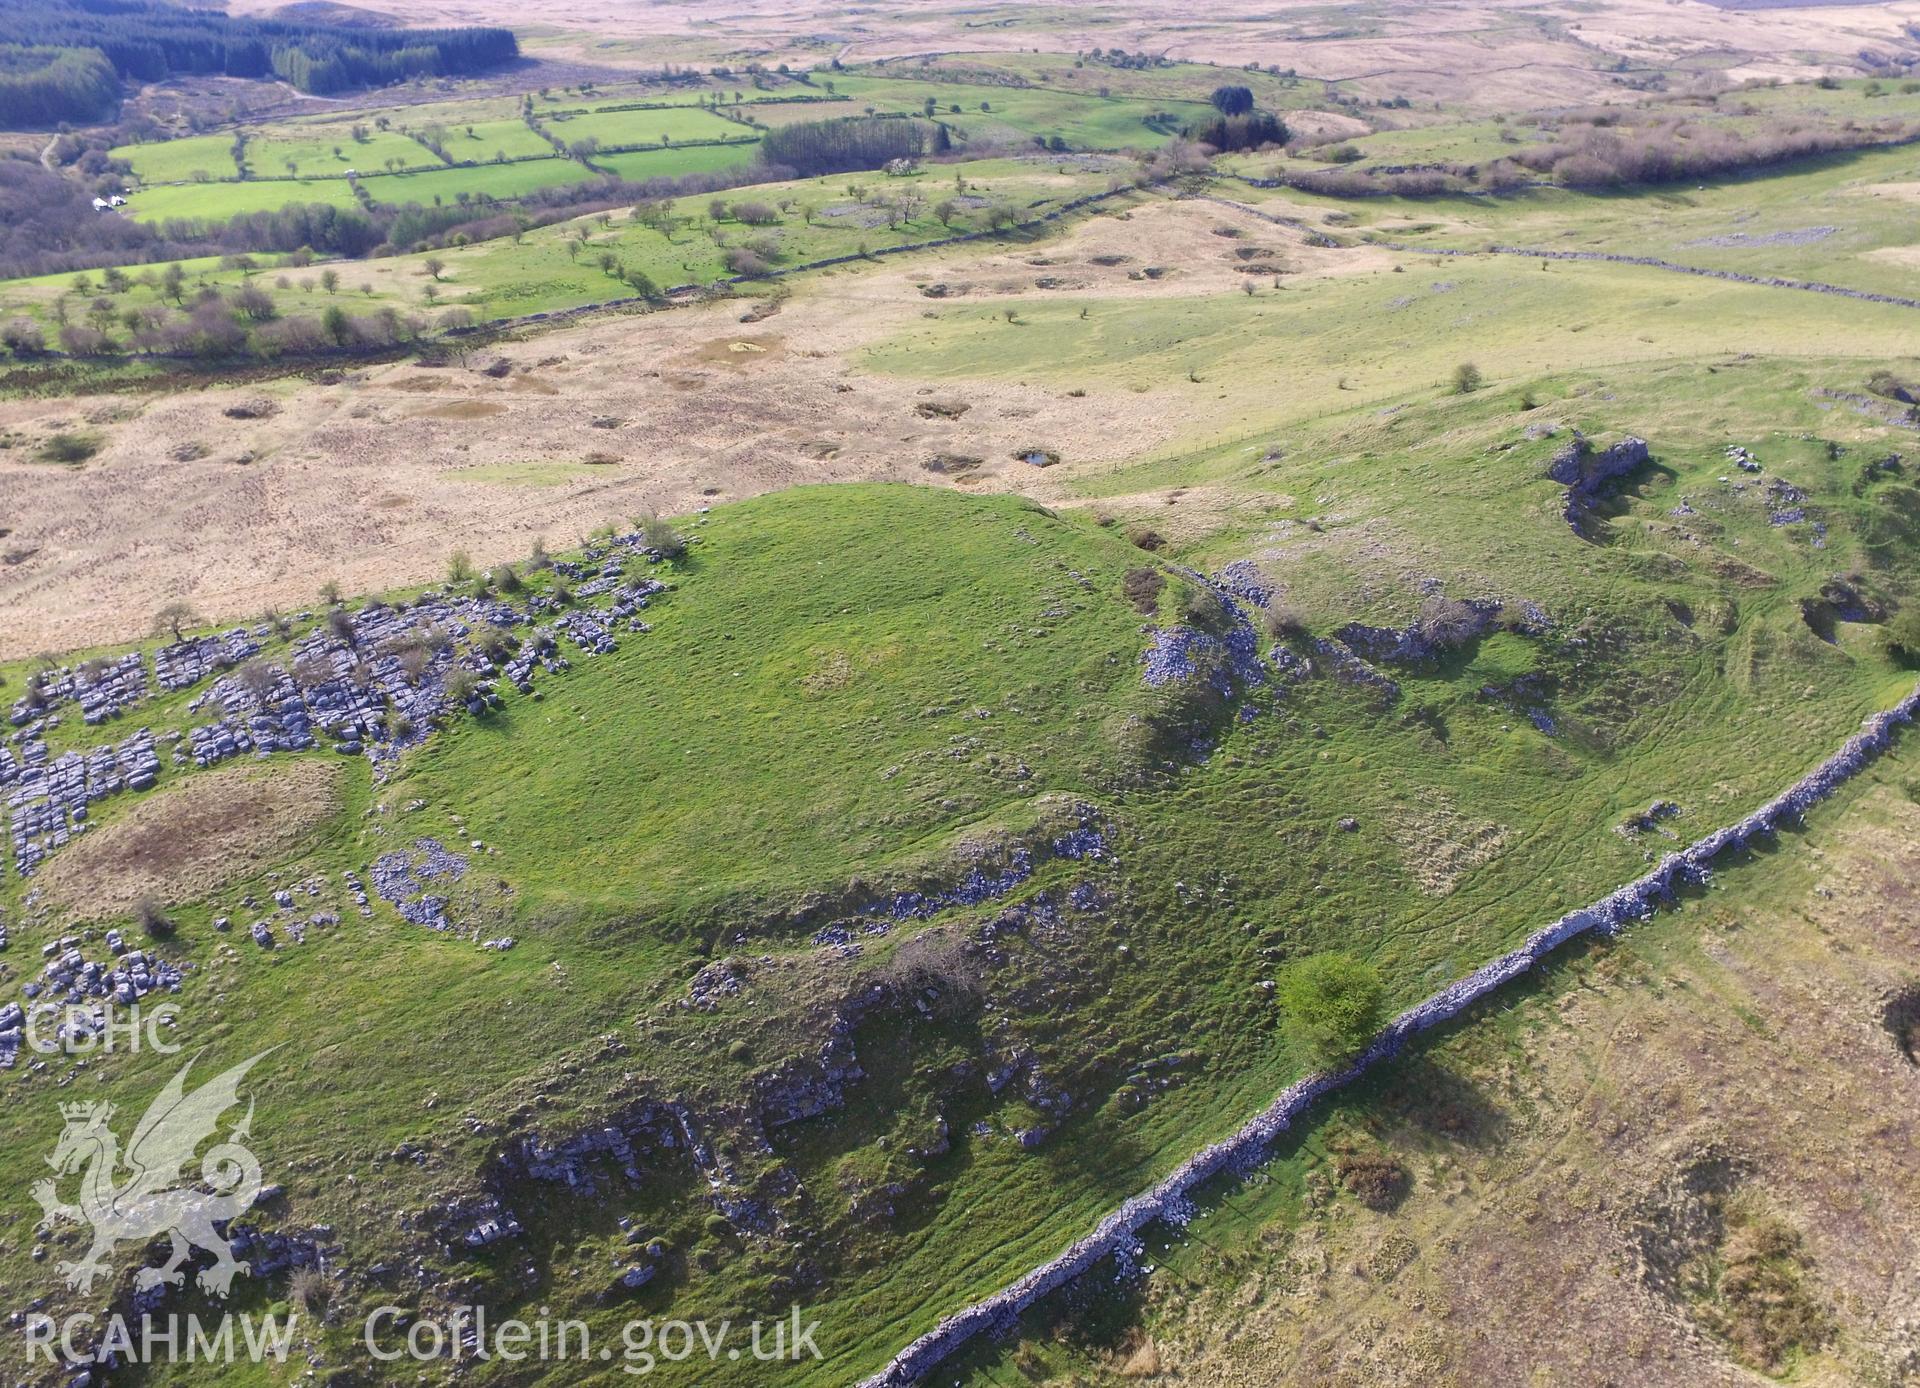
(0, 3), (1918, 1386)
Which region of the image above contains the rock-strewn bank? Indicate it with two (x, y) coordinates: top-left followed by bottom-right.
(857, 682), (1920, 1386)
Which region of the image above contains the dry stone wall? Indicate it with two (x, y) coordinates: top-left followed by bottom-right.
(856, 682), (1920, 1386)
(1380, 242), (1920, 311)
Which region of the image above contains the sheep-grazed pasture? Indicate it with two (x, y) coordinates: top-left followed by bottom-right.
(5, 156), (1920, 659)
(4, 37), (1920, 1387)
(0, 155), (1126, 344)
(963, 757), (1920, 1387)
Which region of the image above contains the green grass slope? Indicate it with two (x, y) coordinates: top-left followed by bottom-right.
(5, 100), (1920, 1388)
(962, 742), (1920, 1386)
(868, 255), (1920, 450)
(2, 369), (1914, 1384)
(388, 485), (1176, 919)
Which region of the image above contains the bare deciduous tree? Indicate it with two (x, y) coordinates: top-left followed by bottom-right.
(153, 600), (202, 643)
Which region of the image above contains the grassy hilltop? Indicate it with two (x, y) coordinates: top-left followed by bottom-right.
(1, 32), (1919, 1388)
(4, 345), (1917, 1384)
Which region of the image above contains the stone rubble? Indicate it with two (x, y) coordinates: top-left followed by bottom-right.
(154, 628), (264, 693)
(0, 525), (683, 886)
(1308, 637), (1401, 704)
(429, 1194), (526, 1251)
(5, 731), (160, 878)
(0, 938), (184, 1067)
(369, 839), (470, 931)
(1766, 476), (1809, 527)
(805, 813), (1107, 959)
(8, 653), (148, 729)
(1334, 594), (1530, 669)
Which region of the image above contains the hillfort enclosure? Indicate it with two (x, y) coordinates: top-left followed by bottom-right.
(2, 1), (1920, 1386)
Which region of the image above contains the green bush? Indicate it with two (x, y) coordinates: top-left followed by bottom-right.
(1276, 952), (1384, 1062)
(640, 513), (688, 561)
(1886, 606), (1920, 663)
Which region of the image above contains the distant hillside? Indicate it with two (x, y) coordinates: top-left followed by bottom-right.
(0, 0), (516, 128)
(1697, 0), (1882, 8)
(269, 2), (400, 28)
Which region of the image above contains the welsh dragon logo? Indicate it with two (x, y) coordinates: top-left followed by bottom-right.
(32, 1051), (272, 1297)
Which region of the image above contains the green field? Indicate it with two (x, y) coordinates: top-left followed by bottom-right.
(945, 50), (1323, 110)
(1294, 116), (1546, 167)
(1715, 74), (1920, 127)
(831, 72), (1202, 150)
(452, 116), (568, 162)
(122, 174), (364, 222)
(112, 127), (437, 186)
(542, 103), (752, 150)
(392, 489), (1169, 916)
(110, 132), (238, 183)
(0, 156), (1122, 329)
(867, 254), (1920, 449)
(597, 140), (762, 181)
(359, 156), (597, 206)
(728, 97), (856, 127)
(408, 159), (1118, 316)
(243, 125), (438, 179)
(101, 74), (823, 203)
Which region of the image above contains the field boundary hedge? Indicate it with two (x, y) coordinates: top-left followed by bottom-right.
(3, 182), (1146, 371)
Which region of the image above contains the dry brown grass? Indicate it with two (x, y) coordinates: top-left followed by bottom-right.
(1379, 788), (1511, 896)
(0, 198), (1354, 659)
(1848, 181), (1920, 204)
(1112, 1330), (1163, 1378)
(217, 0), (1920, 104)
(1124, 778), (1920, 1387)
(38, 759), (344, 920)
